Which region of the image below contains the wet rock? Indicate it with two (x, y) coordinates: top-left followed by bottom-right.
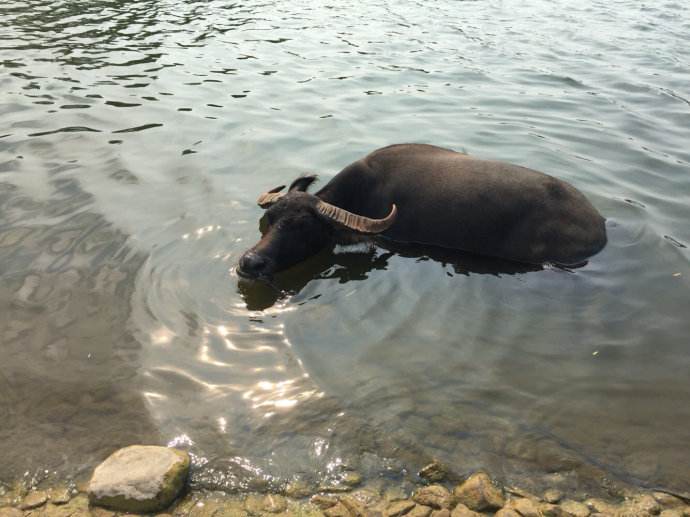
(48, 487), (72, 505)
(244, 495), (265, 514)
(408, 504), (433, 517)
(584, 499), (618, 515)
(616, 494), (662, 517)
(324, 501), (352, 517)
(560, 500), (590, 517)
(343, 473), (363, 488)
(431, 510), (451, 517)
(311, 495), (339, 509)
(385, 500), (417, 517)
(19, 490), (48, 510)
(263, 494), (288, 513)
(544, 490), (564, 504)
(419, 462), (448, 483)
(540, 503), (568, 517)
(505, 497), (541, 517)
(350, 488), (382, 507)
(452, 472), (504, 512)
(285, 480), (313, 499)
(88, 445), (190, 513)
(449, 503), (482, 517)
(384, 488), (408, 502)
(653, 493), (686, 509)
(341, 495), (367, 517)
(495, 510), (522, 517)
(413, 485), (452, 510)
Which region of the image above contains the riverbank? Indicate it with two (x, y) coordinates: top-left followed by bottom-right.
(2, 467), (688, 517)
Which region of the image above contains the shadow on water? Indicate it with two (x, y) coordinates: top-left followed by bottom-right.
(238, 240), (543, 310)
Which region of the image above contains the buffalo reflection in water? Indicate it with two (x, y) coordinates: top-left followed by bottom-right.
(237, 240), (545, 311)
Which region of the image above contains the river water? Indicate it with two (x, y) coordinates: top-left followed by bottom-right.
(1, 0), (689, 497)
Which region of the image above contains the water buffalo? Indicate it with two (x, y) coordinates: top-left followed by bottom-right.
(238, 143), (606, 280)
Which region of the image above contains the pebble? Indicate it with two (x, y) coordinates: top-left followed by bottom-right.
(419, 461), (448, 482)
(540, 502), (568, 517)
(324, 501), (353, 517)
(413, 485), (452, 509)
(450, 503), (482, 517)
(342, 472), (363, 488)
(584, 498), (618, 514)
(19, 490), (48, 510)
(385, 500), (417, 517)
(407, 504), (433, 517)
(244, 494), (265, 514)
(48, 487), (72, 505)
(453, 472), (505, 512)
(495, 510), (522, 517)
(285, 480), (313, 499)
(311, 494), (339, 509)
(263, 494), (288, 513)
(505, 497), (541, 517)
(341, 495), (368, 517)
(544, 489), (564, 504)
(560, 500), (590, 517)
(654, 493), (686, 509)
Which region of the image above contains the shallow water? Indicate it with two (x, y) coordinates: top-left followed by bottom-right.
(1, 0), (689, 496)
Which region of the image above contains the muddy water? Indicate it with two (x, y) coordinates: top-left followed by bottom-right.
(1, 0), (689, 496)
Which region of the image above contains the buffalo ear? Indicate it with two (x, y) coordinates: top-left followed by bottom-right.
(288, 175), (318, 192)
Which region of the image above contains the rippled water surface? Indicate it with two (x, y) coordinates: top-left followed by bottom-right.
(1, 0), (689, 496)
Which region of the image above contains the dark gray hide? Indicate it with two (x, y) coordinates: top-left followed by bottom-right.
(238, 143), (607, 278)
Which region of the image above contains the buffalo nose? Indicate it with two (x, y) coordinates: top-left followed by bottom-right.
(238, 251), (268, 277)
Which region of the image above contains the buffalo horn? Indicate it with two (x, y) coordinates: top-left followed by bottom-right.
(316, 201), (397, 234)
(257, 185), (286, 208)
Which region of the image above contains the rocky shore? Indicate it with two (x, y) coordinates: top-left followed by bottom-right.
(1, 447), (688, 517)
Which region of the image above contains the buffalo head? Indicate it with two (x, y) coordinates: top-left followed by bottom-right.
(237, 175), (397, 280)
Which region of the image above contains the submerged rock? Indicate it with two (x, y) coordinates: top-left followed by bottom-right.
(263, 494), (288, 513)
(450, 503), (482, 517)
(544, 489), (564, 504)
(560, 499), (590, 517)
(88, 445), (190, 513)
(47, 487), (72, 505)
(340, 495), (368, 517)
(285, 480), (313, 499)
(419, 461), (448, 483)
(495, 509), (521, 517)
(19, 490), (48, 510)
(342, 472), (363, 488)
(616, 494), (663, 517)
(385, 499), (417, 517)
(408, 504), (433, 517)
(324, 501), (353, 517)
(311, 494), (339, 509)
(452, 472), (504, 512)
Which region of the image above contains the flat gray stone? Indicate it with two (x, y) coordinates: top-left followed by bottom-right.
(88, 445), (190, 513)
